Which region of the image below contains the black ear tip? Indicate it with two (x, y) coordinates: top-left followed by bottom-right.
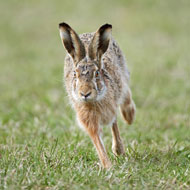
(99, 23), (112, 31)
(59, 22), (71, 29)
(105, 23), (112, 28)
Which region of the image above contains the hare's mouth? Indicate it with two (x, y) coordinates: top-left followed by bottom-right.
(81, 97), (91, 102)
(78, 89), (98, 102)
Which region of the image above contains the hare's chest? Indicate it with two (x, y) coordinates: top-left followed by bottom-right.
(76, 102), (117, 128)
(99, 104), (117, 126)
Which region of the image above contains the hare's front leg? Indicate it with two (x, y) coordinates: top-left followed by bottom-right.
(85, 124), (112, 169)
(111, 120), (125, 156)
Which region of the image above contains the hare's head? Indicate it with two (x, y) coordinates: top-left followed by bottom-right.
(59, 22), (112, 102)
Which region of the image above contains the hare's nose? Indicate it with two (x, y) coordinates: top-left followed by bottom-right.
(80, 92), (91, 98)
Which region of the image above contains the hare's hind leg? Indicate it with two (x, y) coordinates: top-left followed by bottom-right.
(111, 120), (125, 156)
(120, 87), (136, 125)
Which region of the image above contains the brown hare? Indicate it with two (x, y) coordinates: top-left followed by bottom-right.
(59, 22), (136, 169)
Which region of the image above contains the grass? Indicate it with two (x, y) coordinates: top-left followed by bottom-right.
(0, 0), (190, 189)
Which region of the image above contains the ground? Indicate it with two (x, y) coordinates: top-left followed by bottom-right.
(0, 0), (190, 189)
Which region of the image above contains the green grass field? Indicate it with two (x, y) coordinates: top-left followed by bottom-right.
(0, 0), (190, 189)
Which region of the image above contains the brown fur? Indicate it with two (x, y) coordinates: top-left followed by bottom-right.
(111, 121), (125, 156)
(59, 22), (136, 169)
(120, 88), (136, 125)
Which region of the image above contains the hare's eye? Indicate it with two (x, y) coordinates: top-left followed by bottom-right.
(95, 71), (100, 78)
(73, 71), (76, 77)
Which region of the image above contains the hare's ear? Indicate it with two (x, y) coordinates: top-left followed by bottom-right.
(59, 22), (86, 63)
(88, 24), (112, 63)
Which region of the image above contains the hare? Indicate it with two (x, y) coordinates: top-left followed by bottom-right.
(59, 22), (136, 169)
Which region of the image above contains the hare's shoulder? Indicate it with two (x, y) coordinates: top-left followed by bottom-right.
(102, 39), (130, 83)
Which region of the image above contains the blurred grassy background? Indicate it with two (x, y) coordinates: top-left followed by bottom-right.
(0, 0), (190, 189)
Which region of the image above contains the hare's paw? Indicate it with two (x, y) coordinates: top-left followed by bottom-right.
(112, 141), (125, 156)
